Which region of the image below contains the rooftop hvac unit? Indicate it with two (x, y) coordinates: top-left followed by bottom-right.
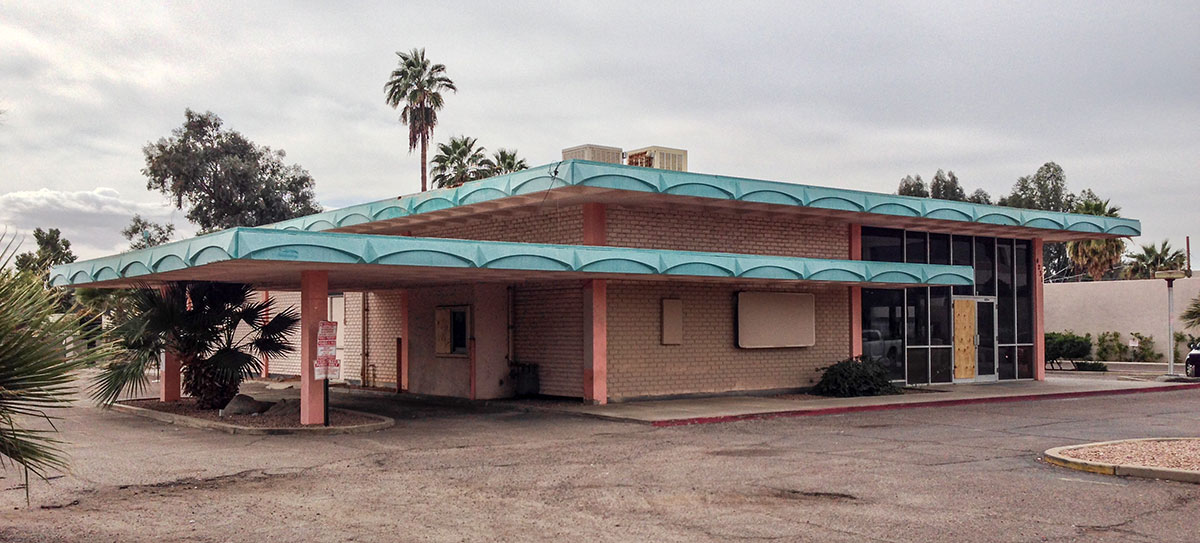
(624, 146), (688, 172)
(561, 144), (623, 164)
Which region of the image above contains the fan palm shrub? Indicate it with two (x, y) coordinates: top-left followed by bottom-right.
(1123, 240), (1185, 279)
(1066, 199), (1124, 280)
(489, 148), (528, 176)
(430, 135), (493, 188)
(92, 282), (299, 410)
(0, 235), (112, 479)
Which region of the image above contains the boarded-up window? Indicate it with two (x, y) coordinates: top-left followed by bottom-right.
(736, 292), (815, 348)
(435, 305), (470, 356)
(662, 299), (682, 345)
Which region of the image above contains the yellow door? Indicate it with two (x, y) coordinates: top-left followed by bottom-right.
(953, 300), (977, 380)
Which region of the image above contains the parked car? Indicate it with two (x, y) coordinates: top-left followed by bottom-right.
(1186, 344), (1200, 378)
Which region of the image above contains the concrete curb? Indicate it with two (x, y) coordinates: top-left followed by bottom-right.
(1044, 438), (1200, 484)
(110, 402), (395, 435)
(648, 382), (1200, 427)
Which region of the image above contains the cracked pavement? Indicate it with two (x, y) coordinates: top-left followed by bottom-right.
(2, 385), (1199, 542)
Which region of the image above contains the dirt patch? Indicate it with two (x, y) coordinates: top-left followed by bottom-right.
(124, 398), (380, 428)
(1061, 439), (1200, 471)
(707, 448), (781, 457)
(770, 488), (858, 502)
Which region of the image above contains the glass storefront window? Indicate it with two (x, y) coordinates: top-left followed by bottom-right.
(907, 348), (929, 385)
(929, 233), (951, 265)
(952, 235), (973, 296)
(997, 239), (1015, 344)
(930, 348), (953, 383)
(906, 287), (929, 346)
(862, 288), (905, 381)
(929, 287), (952, 346)
(974, 237), (996, 297)
(1015, 240), (1033, 344)
(862, 227), (904, 262)
(998, 346), (1017, 380)
(1016, 345), (1034, 380)
(906, 231), (928, 264)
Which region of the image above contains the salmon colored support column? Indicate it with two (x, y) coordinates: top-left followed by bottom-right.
(1033, 238), (1046, 381)
(849, 223), (863, 358)
(300, 271), (329, 425)
(398, 289), (409, 392)
(160, 350), (181, 402)
(583, 279), (607, 404)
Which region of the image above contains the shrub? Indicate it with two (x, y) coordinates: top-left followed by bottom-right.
(1128, 332), (1163, 362)
(813, 357), (901, 397)
(1072, 361), (1108, 371)
(1045, 331), (1092, 363)
(1095, 331), (1128, 362)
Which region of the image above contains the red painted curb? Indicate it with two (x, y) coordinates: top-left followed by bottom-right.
(649, 382), (1200, 428)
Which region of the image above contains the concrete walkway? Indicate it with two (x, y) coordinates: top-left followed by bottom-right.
(531, 375), (1200, 426)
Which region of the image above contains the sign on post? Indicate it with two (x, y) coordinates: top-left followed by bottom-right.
(315, 320), (340, 380)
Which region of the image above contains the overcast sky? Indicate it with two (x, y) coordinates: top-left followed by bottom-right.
(1, 1), (1197, 260)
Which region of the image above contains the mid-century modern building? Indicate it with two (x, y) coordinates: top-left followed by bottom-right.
(51, 153), (1141, 424)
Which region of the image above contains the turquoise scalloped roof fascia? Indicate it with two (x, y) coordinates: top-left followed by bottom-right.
(49, 227), (974, 288)
(261, 160), (1141, 237)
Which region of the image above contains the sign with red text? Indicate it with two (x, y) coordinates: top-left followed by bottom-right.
(315, 320), (340, 380)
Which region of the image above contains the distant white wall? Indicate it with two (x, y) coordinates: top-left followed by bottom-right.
(1044, 277), (1200, 358)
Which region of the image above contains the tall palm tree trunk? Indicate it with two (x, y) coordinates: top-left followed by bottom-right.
(420, 136), (428, 192)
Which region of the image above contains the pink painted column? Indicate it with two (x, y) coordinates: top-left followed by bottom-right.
(582, 202), (608, 404)
(300, 271), (329, 425)
(1033, 238), (1046, 381)
(160, 350), (181, 402)
(849, 223), (863, 358)
(583, 279), (607, 404)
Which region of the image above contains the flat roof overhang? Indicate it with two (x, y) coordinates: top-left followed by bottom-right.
(50, 228), (974, 291)
(262, 160), (1141, 243)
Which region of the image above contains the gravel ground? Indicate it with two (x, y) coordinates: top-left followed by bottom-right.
(1062, 439), (1200, 471)
(125, 398), (381, 427)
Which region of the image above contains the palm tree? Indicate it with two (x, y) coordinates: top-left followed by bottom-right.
(1123, 240), (1186, 280)
(489, 148), (528, 176)
(93, 282), (299, 410)
(1066, 199), (1125, 281)
(384, 48), (456, 193)
(0, 234), (111, 480)
(1183, 295), (1200, 330)
(430, 136), (493, 189)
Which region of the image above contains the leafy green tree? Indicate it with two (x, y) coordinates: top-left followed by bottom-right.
(14, 228), (76, 276)
(121, 215), (175, 250)
(489, 148), (528, 175)
(142, 110), (322, 233)
(997, 162), (1085, 281)
(967, 188), (992, 205)
(384, 48), (457, 192)
(1123, 240), (1186, 280)
(0, 235), (111, 480)
(430, 136), (492, 189)
(93, 282), (299, 410)
(1066, 199), (1125, 280)
(897, 175), (929, 197)
(930, 170), (966, 201)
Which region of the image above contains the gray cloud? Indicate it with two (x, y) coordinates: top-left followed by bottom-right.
(1, 1), (1197, 260)
(0, 187), (192, 258)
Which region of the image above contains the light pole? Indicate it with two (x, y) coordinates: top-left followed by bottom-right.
(1155, 269), (1187, 376)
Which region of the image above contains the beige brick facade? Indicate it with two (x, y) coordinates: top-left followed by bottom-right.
(263, 202), (855, 401)
(606, 281), (849, 400)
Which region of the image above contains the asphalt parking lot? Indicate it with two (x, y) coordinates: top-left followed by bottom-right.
(3, 388), (1200, 542)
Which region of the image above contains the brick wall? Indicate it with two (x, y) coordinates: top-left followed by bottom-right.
(412, 206), (583, 244)
(512, 281), (585, 398)
(606, 280), (850, 400)
(606, 205), (848, 258)
(264, 291), (302, 377)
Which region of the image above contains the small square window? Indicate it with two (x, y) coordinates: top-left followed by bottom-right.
(435, 306), (470, 356)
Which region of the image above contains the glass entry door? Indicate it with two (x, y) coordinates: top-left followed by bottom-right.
(952, 298), (997, 382)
